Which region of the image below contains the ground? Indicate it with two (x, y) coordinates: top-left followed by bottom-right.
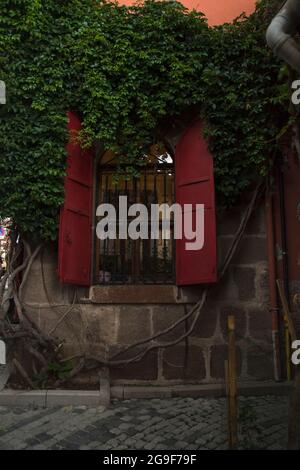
(0, 396), (288, 450)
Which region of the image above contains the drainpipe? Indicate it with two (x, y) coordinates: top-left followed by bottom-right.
(278, 164), (290, 309)
(266, 189), (282, 381)
(266, 0), (300, 73)
(278, 163), (293, 380)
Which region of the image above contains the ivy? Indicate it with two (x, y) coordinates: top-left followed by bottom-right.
(0, 0), (289, 240)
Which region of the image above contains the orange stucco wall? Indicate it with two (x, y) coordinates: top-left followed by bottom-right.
(118, 0), (257, 25)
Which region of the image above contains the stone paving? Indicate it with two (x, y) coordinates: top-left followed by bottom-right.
(0, 395), (289, 450)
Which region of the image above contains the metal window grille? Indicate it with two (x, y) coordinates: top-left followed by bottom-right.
(95, 157), (175, 284)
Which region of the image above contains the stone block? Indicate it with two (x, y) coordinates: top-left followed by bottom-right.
(217, 236), (231, 266)
(217, 203), (265, 236)
(220, 305), (247, 340)
(21, 256), (47, 304)
(46, 390), (101, 407)
(210, 344), (242, 379)
(0, 365), (10, 391)
(162, 344), (206, 381)
(213, 269), (239, 302)
(219, 235), (267, 267)
(248, 308), (272, 342)
(0, 390), (47, 407)
(67, 368), (104, 388)
(110, 385), (124, 399)
(80, 342), (107, 360)
(233, 266), (256, 301)
(60, 343), (84, 359)
(36, 307), (85, 345)
(233, 236), (267, 264)
(152, 305), (186, 342)
(26, 305), (84, 344)
(22, 246), (72, 305)
(255, 263), (269, 304)
(123, 386), (172, 399)
(217, 206), (245, 237)
(247, 345), (274, 380)
(189, 300), (219, 339)
(80, 304), (119, 345)
(110, 348), (158, 381)
(24, 307), (41, 329)
(99, 368), (110, 407)
(117, 306), (151, 344)
(288, 281), (300, 311)
(178, 286), (204, 303)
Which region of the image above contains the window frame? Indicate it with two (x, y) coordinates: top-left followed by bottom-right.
(93, 150), (176, 286)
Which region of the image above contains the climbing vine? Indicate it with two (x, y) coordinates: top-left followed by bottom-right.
(0, 0), (289, 241)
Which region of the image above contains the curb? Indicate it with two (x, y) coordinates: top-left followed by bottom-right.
(0, 381), (292, 407)
(112, 381), (293, 400)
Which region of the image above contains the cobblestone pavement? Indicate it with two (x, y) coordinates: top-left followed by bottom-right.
(0, 396), (289, 450)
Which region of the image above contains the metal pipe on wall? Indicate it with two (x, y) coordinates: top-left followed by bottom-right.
(278, 163), (293, 380)
(266, 189), (282, 381)
(278, 164), (291, 309)
(266, 0), (300, 73)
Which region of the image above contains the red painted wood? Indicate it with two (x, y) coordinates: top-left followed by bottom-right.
(175, 120), (217, 285)
(58, 112), (93, 286)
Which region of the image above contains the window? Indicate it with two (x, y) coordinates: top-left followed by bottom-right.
(95, 148), (175, 284)
(58, 113), (217, 288)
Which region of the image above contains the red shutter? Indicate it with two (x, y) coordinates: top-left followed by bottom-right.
(175, 120), (217, 285)
(58, 111), (93, 286)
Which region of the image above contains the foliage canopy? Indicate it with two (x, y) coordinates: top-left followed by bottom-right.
(0, 0), (288, 240)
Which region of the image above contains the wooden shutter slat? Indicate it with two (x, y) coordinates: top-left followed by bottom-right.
(58, 112), (93, 286)
(175, 120), (217, 286)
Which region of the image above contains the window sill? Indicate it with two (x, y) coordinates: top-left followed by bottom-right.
(89, 285), (180, 304)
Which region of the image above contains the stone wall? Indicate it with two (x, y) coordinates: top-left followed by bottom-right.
(22, 201), (274, 387)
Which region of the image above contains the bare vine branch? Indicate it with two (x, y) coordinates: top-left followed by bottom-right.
(0, 182), (263, 387)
